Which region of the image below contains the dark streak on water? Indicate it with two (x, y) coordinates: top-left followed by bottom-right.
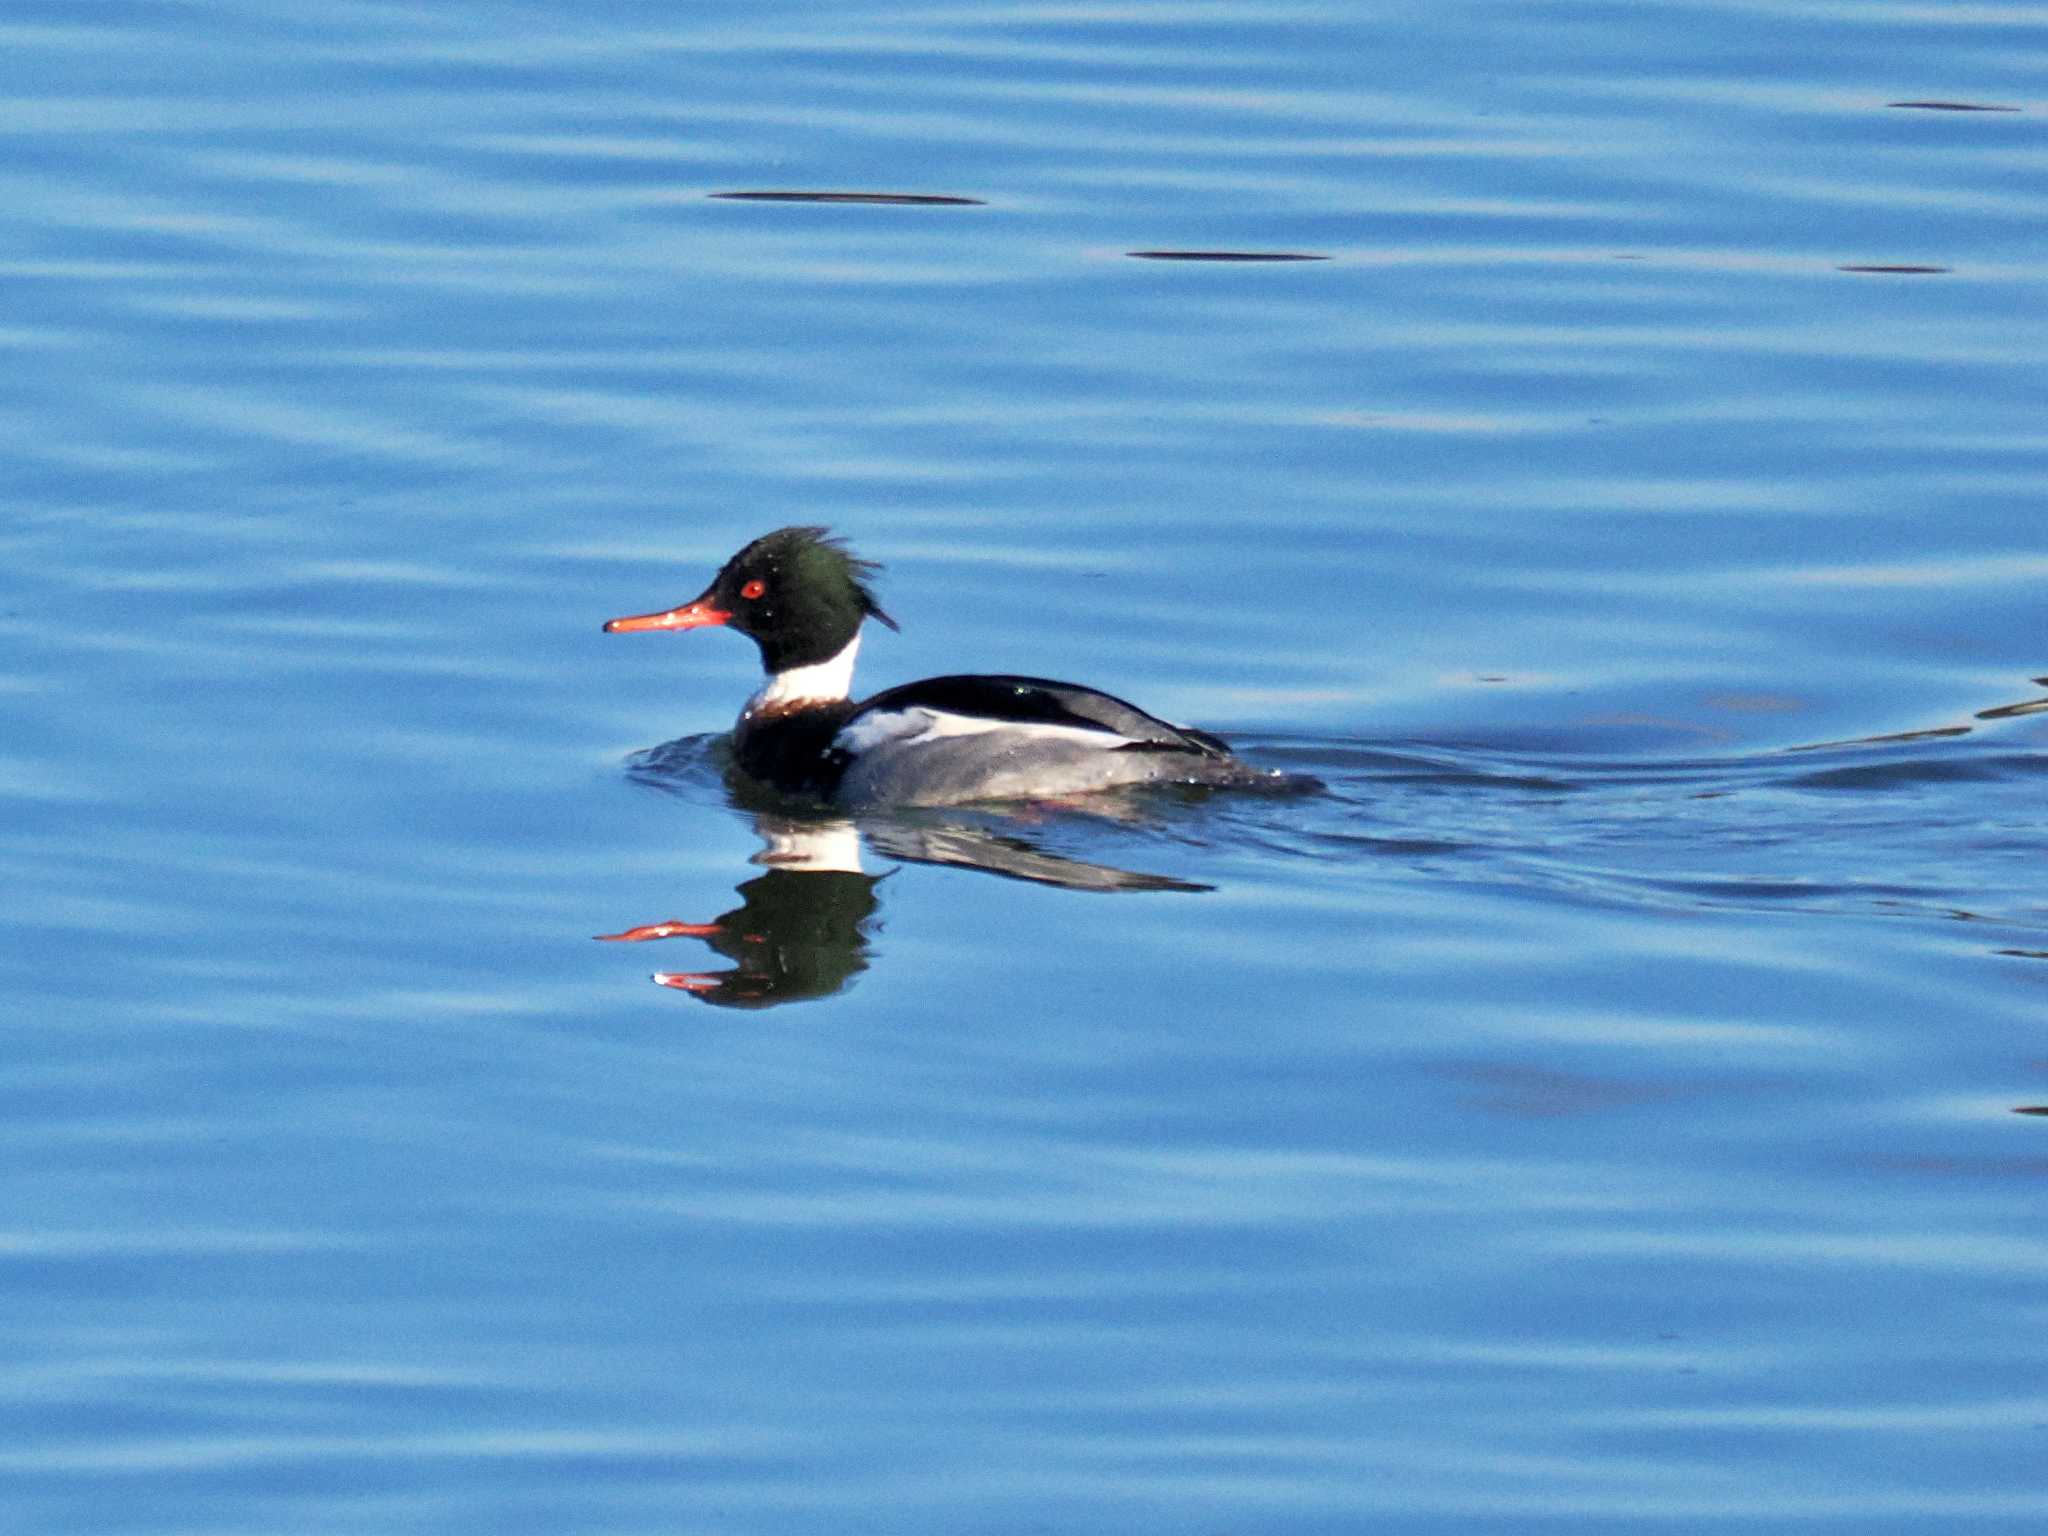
(1887, 100), (2022, 112)
(1126, 250), (1330, 262)
(710, 190), (987, 205)
(1977, 693), (2048, 721)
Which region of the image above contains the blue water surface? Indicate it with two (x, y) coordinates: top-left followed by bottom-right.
(4, 1), (2046, 1531)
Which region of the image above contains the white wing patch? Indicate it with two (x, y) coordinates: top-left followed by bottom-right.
(835, 706), (1123, 756)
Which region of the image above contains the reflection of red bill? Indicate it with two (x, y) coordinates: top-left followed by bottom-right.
(653, 971), (719, 993)
(602, 596), (730, 633)
(594, 921), (720, 942)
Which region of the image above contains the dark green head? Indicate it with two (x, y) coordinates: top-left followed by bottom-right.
(604, 526), (898, 672)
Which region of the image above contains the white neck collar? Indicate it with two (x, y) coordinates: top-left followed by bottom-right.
(747, 633), (861, 711)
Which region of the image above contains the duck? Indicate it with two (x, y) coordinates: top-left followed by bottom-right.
(604, 526), (1279, 808)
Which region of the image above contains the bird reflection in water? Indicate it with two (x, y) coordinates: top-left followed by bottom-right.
(597, 819), (880, 1008)
(597, 808), (1207, 1009)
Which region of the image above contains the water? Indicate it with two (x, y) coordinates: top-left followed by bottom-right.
(5, 1), (2046, 1529)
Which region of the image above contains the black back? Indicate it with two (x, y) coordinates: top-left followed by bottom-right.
(848, 674), (1232, 757)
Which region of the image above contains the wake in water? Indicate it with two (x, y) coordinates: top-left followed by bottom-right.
(618, 676), (2048, 931)
(1206, 700), (2048, 932)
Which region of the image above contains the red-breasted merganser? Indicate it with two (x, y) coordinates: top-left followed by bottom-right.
(604, 526), (1278, 808)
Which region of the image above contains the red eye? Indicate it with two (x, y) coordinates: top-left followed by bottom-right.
(740, 578), (766, 600)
